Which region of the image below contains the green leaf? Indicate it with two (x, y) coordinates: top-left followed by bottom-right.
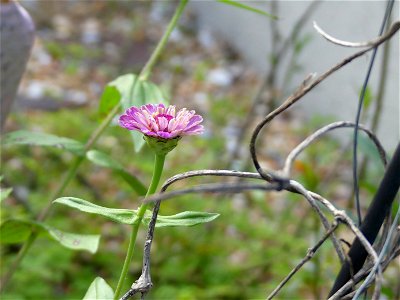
(360, 85), (374, 110)
(98, 85), (121, 119)
(0, 219), (32, 243)
(0, 187), (12, 203)
(108, 73), (169, 152)
(294, 33), (313, 54)
(47, 227), (100, 253)
(86, 150), (147, 196)
(0, 175), (12, 203)
(54, 197), (220, 228)
(86, 149), (124, 170)
(217, 0), (277, 19)
(83, 277), (114, 300)
(144, 211), (220, 228)
(54, 197), (138, 224)
(0, 219), (100, 253)
(2, 130), (85, 156)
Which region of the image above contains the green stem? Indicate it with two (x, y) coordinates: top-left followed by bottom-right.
(0, 0), (188, 292)
(0, 156), (84, 292)
(114, 154), (166, 300)
(139, 0), (189, 81)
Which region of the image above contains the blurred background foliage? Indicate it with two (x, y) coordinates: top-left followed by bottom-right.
(1, 1), (397, 299)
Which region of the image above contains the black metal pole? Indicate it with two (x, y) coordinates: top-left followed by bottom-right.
(329, 142), (400, 297)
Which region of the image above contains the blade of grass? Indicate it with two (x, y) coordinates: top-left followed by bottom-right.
(217, 0), (278, 19)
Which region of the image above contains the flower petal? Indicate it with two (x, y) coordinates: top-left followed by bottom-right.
(119, 104), (203, 139)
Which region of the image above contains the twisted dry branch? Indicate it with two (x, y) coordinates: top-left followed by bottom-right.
(266, 219), (340, 300)
(290, 181), (383, 300)
(249, 21), (399, 183)
(120, 20), (400, 300)
(313, 21), (393, 48)
(283, 121), (388, 176)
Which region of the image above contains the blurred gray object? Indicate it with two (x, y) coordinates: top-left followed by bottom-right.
(1, 0), (35, 130)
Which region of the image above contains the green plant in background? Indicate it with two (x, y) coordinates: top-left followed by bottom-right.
(1, 1), (398, 299)
(0, 0), (192, 295)
(1, 1), (278, 298)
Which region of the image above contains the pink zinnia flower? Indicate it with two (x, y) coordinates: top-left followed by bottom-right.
(119, 104), (204, 139)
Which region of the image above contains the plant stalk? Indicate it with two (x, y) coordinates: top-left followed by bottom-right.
(0, 0), (188, 292)
(114, 154), (166, 300)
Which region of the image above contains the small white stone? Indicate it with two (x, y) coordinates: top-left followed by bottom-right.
(81, 18), (101, 44)
(207, 68), (233, 86)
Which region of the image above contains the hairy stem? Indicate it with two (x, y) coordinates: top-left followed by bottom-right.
(114, 154), (166, 300)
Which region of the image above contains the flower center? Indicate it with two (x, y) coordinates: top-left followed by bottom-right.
(154, 113), (174, 132)
(155, 113), (174, 121)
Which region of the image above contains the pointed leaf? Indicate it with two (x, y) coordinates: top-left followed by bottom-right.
(2, 130), (85, 156)
(360, 85), (373, 110)
(0, 219), (100, 253)
(47, 227), (100, 253)
(108, 73), (138, 107)
(0, 219), (32, 243)
(83, 277), (114, 300)
(86, 150), (147, 196)
(217, 0), (277, 19)
(0, 187), (13, 203)
(117, 170), (147, 196)
(54, 197), (138, 224)
(144, 211), (220, 228)
(54, 198), (220, 228)
(98, 85), (121, 119)
(86, 149), (124, 170)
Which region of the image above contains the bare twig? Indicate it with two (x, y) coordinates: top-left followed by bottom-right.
(313, 21), (389, 48)
(290, 181), (382, 299)
(120, 20), (400, 300)
(353, 203), (400, 299)
(229, 1), (320, 165)
(358, 20), (392, 185)
(328, 250), (398, 300)
(121, 170), (278, 298)
(163, 170), (346, 265)
(283, 121), (387, 176)
(329, 143), (400, 297)
(144, 182), (282, 204)
(267, 220), (340, 300)
(250, 21), (400, 184)
(162, 170), (262, 191)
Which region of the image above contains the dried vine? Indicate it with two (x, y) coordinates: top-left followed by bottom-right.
(120, 20), (400, 300)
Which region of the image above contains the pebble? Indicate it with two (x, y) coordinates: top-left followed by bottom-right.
(207, 68), (233, 86)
